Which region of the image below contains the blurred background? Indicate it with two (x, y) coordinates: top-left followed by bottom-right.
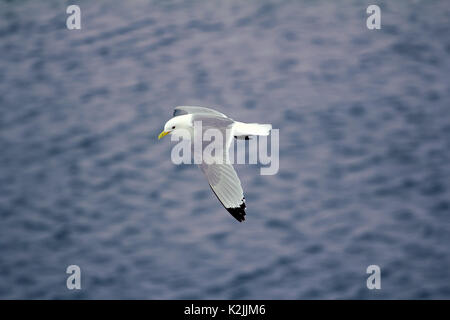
(0, 0), (449, 299)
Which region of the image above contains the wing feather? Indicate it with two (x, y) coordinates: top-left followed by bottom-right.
(173, 106), (228, 118)
(199, 163), (246, 222)
(185, 109), (246, 222)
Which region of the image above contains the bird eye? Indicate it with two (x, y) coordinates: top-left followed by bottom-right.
(172, 126), (175, 129)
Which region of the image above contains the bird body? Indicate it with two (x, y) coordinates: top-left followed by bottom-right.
(158, 106), (272, 222)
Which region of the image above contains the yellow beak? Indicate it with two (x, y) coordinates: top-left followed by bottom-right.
(158, 130), (170, 140)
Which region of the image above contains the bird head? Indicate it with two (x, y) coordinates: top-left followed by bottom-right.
(158, 115), (192, 140)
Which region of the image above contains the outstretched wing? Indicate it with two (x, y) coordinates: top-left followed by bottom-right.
(190, 113), (246, 222)
(199, 162), (246, 222)
(173, 106), (228, 118)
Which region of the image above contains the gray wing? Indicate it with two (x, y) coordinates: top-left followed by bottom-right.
(199, 162), (246, 222)
(191, 114), (246, 222)
(173, 106), (228, 118)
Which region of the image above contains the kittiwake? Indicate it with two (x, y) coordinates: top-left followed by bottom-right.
(158, 106), (272, 222)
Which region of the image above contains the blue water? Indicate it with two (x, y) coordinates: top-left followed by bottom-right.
(0, 0), (450, 299)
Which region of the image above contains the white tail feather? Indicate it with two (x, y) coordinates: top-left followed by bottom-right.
(233, 122), (272, 137)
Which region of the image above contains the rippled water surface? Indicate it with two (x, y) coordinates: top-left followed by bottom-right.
(1, 0), (450, 299)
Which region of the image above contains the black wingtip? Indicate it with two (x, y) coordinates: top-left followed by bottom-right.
(226, 201), (246, 222)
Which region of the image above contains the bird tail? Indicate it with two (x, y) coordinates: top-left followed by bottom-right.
(233, 122), (272, 138)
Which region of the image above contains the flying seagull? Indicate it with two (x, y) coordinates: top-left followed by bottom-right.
(158, 106), (272, 222)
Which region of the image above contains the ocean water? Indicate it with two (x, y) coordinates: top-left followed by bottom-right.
(0, 0), (449, 299)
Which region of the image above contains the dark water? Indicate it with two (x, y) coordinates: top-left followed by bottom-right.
(1, 0), (450, 299)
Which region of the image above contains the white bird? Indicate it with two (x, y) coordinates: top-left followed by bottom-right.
(158, 106), (272, 222)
